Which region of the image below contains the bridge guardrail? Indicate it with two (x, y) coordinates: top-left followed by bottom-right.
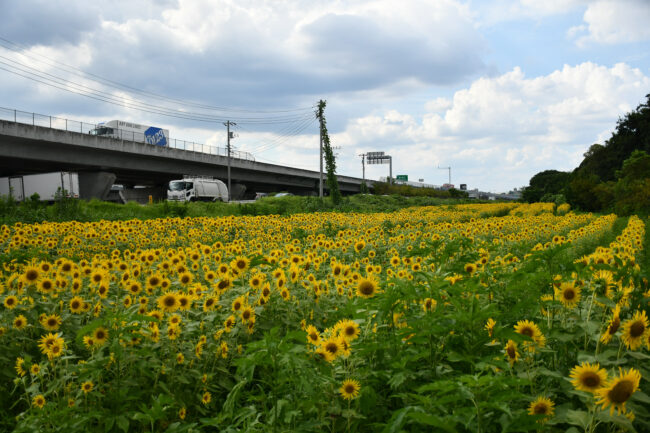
(0, 107), (255, 161)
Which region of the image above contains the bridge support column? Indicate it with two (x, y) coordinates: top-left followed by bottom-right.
(78, 172), (116, 201)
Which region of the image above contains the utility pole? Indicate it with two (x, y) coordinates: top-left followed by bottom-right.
(317, 101), (324, 198)
(389, 156), (393, 185)
(438, 165), (451, 184)
(224, 121), (236, 201)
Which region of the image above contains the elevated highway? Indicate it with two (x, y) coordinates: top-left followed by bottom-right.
(0, 119), (370, 200)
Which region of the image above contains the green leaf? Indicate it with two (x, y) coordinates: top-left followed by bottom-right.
(408, 412), (457, 432)
(116, 416), (129, 432)
(565, 410), (590, 429)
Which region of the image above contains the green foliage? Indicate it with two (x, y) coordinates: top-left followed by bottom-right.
(523, 170), (571, 203)
(372, 181), (468, 198)
(317, 100), (342, 205)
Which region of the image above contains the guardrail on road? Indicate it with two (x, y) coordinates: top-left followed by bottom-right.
(0, 106), (255, 161)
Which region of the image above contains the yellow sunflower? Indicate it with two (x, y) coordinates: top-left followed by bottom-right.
(620, 310), (648, 350)
(306, 325), (321, 345)
(555, 282), (581, 309)
(339, 379), (361, 400)
(41, 314), (62, 331)
(356, 276), (379, 299)
(32, 394), (46, 409)
(595, 368), (641, 415)
(3, 295), (18, 309)
(92, 327), (109, 346)
(600, 305), (621, 344)
(157, 292), (179, 313)
(570, 362), (608, 393)
(514, 320), (545, 350)
(13, 314), (28, 330)
(81, 381), (94, 394)
(504, 339), (519, 366)
(528, 396), (554, 420)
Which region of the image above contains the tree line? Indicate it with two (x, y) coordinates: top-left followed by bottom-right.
(523, 94), (650, 215)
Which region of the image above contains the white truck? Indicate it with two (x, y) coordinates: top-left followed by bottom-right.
(0, 172), (79, 201)
(167, 177), (229, 202)
(89, 120), (170, 146)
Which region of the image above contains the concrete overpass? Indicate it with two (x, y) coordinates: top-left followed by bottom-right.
(0, 119), (371, 201)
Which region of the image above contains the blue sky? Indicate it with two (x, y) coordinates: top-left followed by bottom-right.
(1, 0), (649, 192)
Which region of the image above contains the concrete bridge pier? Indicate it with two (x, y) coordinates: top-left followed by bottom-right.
(78, 171), (116, 201)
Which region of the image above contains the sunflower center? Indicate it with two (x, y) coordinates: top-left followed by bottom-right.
(164, 296), (176, 307)
(608, 380), (634, 403)
(96, 330), (106, 339)
(25, 270), (39, 281)
(345, 327), (355, 336)
(563, 289), (575, 300)
(608, 318), (620, 334)
(520, 327), (534, 337)
(344, 384), (355, 393)
(359, 281), (375, 296)
(581, 372), (601, 388)
(507, 346), (516, 358)
(71, 301), (80, 309)
(325, 342), (338, 354)
(533, 403), (549, 415)
(630, 321), (645, 338)
(47, 319), (57, 327)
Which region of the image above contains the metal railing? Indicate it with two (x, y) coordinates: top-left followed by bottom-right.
(0, 106), (255, 161)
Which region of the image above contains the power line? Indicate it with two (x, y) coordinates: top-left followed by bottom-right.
(0, 35), (315, 115)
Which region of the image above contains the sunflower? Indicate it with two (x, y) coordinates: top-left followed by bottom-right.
(179, 407), (187, 420)
(555, 282), (581, 309)
(69, 296), (84, 314)
(514, 320), (545, 350)
(600, 305), (621, 344)
(13, 314), (27, 330)
(321, 336), (342, 360)
(178, 272), (193, 286)
(356, 277), (379, 299)
(177, 294), (192, 311)
(595, 368), (641, 415)
(306, 325), (321, 345)
(231, 256), (250, 274)
(422, 297), (437, 312)
(126, 280), (142, 296)
(157, 292), (179, 313)
(37, 277), (56, 294)
(485, 318), (496, 337)
(570, 362), (608, 393)
(241, 305), (255, 324)
(30, 363), (41, 375)
(15, 357), (27, 377)
(3, 295), (18, 309)
(32, 394), (46, 409)
(464, 263), (476, 275)
(42, 314), (62, 331)
(528, 396), (554, 420)
(176, 352), (185, 364)
(224, 315), (236, 332)
(504, 340), (519, 366)
(338, 319), (360, 341)
(314, 346), (335, 363)
(339, 379), (361, 400)
(202, 391), (212, 405)
(215, 278), (232, 294)
(45, 338), (65, 359)
(22, 265), (40, 284)
(92, 327), (109, 346)
(81, 381), (94, 394)
(232, 296), (245, 312)
(621, 310), (648, 350)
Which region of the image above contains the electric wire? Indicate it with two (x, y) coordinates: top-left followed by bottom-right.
(0, 36), (315, 114)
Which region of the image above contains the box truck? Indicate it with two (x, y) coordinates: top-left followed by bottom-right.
(0, 172), (79, 201)
(89, 120), (169, 146)
(167, 177), (228, 202)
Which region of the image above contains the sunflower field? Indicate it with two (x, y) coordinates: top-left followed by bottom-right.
(1, 202), (649, 432)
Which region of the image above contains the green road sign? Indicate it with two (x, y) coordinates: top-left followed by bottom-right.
(396, 175), (408, 181)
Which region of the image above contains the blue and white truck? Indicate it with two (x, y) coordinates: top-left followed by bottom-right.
(89, 120), (169, 146)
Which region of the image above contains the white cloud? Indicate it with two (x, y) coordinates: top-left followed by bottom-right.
(333, 62), (650, 191)
(570, 0), (650, 46)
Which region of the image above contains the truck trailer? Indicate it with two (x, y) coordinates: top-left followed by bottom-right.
(0, 172), (79, 201)
(167, 177), (228, 202)
(89, 120), (169, 146)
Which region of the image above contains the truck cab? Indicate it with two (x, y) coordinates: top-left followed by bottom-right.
(167, 178), (228, 202)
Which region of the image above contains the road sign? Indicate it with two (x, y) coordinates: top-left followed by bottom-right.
(396, 175), (408, 181)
